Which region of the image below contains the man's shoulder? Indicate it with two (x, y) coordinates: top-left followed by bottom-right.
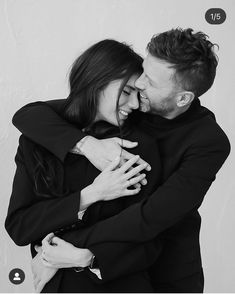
(185, 110), (231, 159)
(192, 109), (229, 142)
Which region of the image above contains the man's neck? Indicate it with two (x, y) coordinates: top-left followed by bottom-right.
(162, 104), (191, 120)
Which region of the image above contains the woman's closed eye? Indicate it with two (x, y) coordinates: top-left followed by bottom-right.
(123, 90), (131, 96)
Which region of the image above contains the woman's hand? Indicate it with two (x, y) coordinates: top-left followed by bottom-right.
(41, 233), (93, 269)
(72, 136), (151, 172)
(31, 246), (57, 293)
(82, 155), (148, 203)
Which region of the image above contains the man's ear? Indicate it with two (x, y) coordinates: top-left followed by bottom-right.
(176, 91), (195, 108)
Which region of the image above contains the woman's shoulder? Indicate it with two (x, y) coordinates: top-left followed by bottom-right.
(13, 136), (40, 180)
(18, 135), (57, 156)
(17, 135), (36, 158)
(16, 135), (56, 169)
(17, 135), (43, 160)
(18, 134), (36, 147)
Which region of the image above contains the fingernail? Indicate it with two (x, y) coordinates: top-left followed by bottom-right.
(146, 165), (151, 171)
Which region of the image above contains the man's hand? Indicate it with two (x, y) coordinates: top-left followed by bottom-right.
(41, 233), (93, 269)
(72, 136), (151, 172)
(31, 246), (57, 293)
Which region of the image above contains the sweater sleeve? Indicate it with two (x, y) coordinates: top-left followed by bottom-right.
(5, 136), (82, 246)
(59, 229), (162, 283)
(69, 129), (230, 244)
(12, 100), (85, 162)
(57, 127), (230, 281)
(57, 131), (163, 283)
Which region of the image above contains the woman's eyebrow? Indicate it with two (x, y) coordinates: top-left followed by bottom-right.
(125, 85), (136, 91)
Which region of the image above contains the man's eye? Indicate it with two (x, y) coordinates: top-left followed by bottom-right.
(123, 90), (131, 95)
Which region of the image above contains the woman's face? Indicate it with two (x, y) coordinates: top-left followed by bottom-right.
(96, 75), (140, 126)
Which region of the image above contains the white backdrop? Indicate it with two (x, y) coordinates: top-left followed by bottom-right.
(0, 0), (234, 292)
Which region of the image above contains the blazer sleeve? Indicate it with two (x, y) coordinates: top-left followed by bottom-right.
(5, 136), (82, 246)
(57, 126), (230, 281)
(57, 132), (164, 283)
(12, 100), (85, 162)
(59, 230), (162, 283)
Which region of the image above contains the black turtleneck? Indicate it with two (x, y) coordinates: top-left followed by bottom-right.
(61, 97), (230, 283)
(11, 98), (231, 285)
(132, 98), (224, 181)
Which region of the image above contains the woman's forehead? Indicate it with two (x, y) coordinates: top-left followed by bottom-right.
(125, 75), (139, 88)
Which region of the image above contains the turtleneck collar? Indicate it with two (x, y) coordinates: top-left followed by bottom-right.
(139, 98), (215, 129)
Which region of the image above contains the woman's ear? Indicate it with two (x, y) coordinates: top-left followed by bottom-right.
(176, 91), (195, 108)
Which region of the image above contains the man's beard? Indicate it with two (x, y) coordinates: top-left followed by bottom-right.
(139, 100), (151, 113)
(139, 95), (175, 118)
(150, 101), (175, 118)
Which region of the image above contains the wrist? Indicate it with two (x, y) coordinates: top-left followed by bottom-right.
(74, 136), (92, 155)
(80, 185), (101, 210)
(73, 248), (93, 268)
(79, 135), (95, 156)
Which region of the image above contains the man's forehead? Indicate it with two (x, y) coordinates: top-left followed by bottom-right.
(143, 54), (176, 82)
(144, 54), (173, 70)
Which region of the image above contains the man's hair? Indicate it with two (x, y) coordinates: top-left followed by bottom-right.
(147, 28), (218, 97)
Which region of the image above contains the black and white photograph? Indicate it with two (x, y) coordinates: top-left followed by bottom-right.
(0, 0), (234, 292)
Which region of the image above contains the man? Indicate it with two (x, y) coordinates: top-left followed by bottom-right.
(10, 28), (230, 292)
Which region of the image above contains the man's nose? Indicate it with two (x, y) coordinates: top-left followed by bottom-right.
(135, 74), (145, 90)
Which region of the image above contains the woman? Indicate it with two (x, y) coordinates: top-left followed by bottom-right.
(5, 40), (162, 292)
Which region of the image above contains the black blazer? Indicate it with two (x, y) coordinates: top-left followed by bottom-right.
(5, 120), (162, 292)
(9, 98), (230, 288)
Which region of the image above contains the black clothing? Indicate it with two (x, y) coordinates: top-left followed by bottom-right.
(58, 269), (154, 293)
(9, 98), (230, 291)
(153, 269), (204, 293)
(5, 123), (161, 292)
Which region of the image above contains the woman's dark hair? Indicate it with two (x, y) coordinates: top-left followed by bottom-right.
(147, 28), (218, 97)
(63, 39), (143, 129)
(34, 39), (143, 197)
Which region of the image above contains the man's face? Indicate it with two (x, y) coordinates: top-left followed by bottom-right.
(135, 54), (182, 118)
